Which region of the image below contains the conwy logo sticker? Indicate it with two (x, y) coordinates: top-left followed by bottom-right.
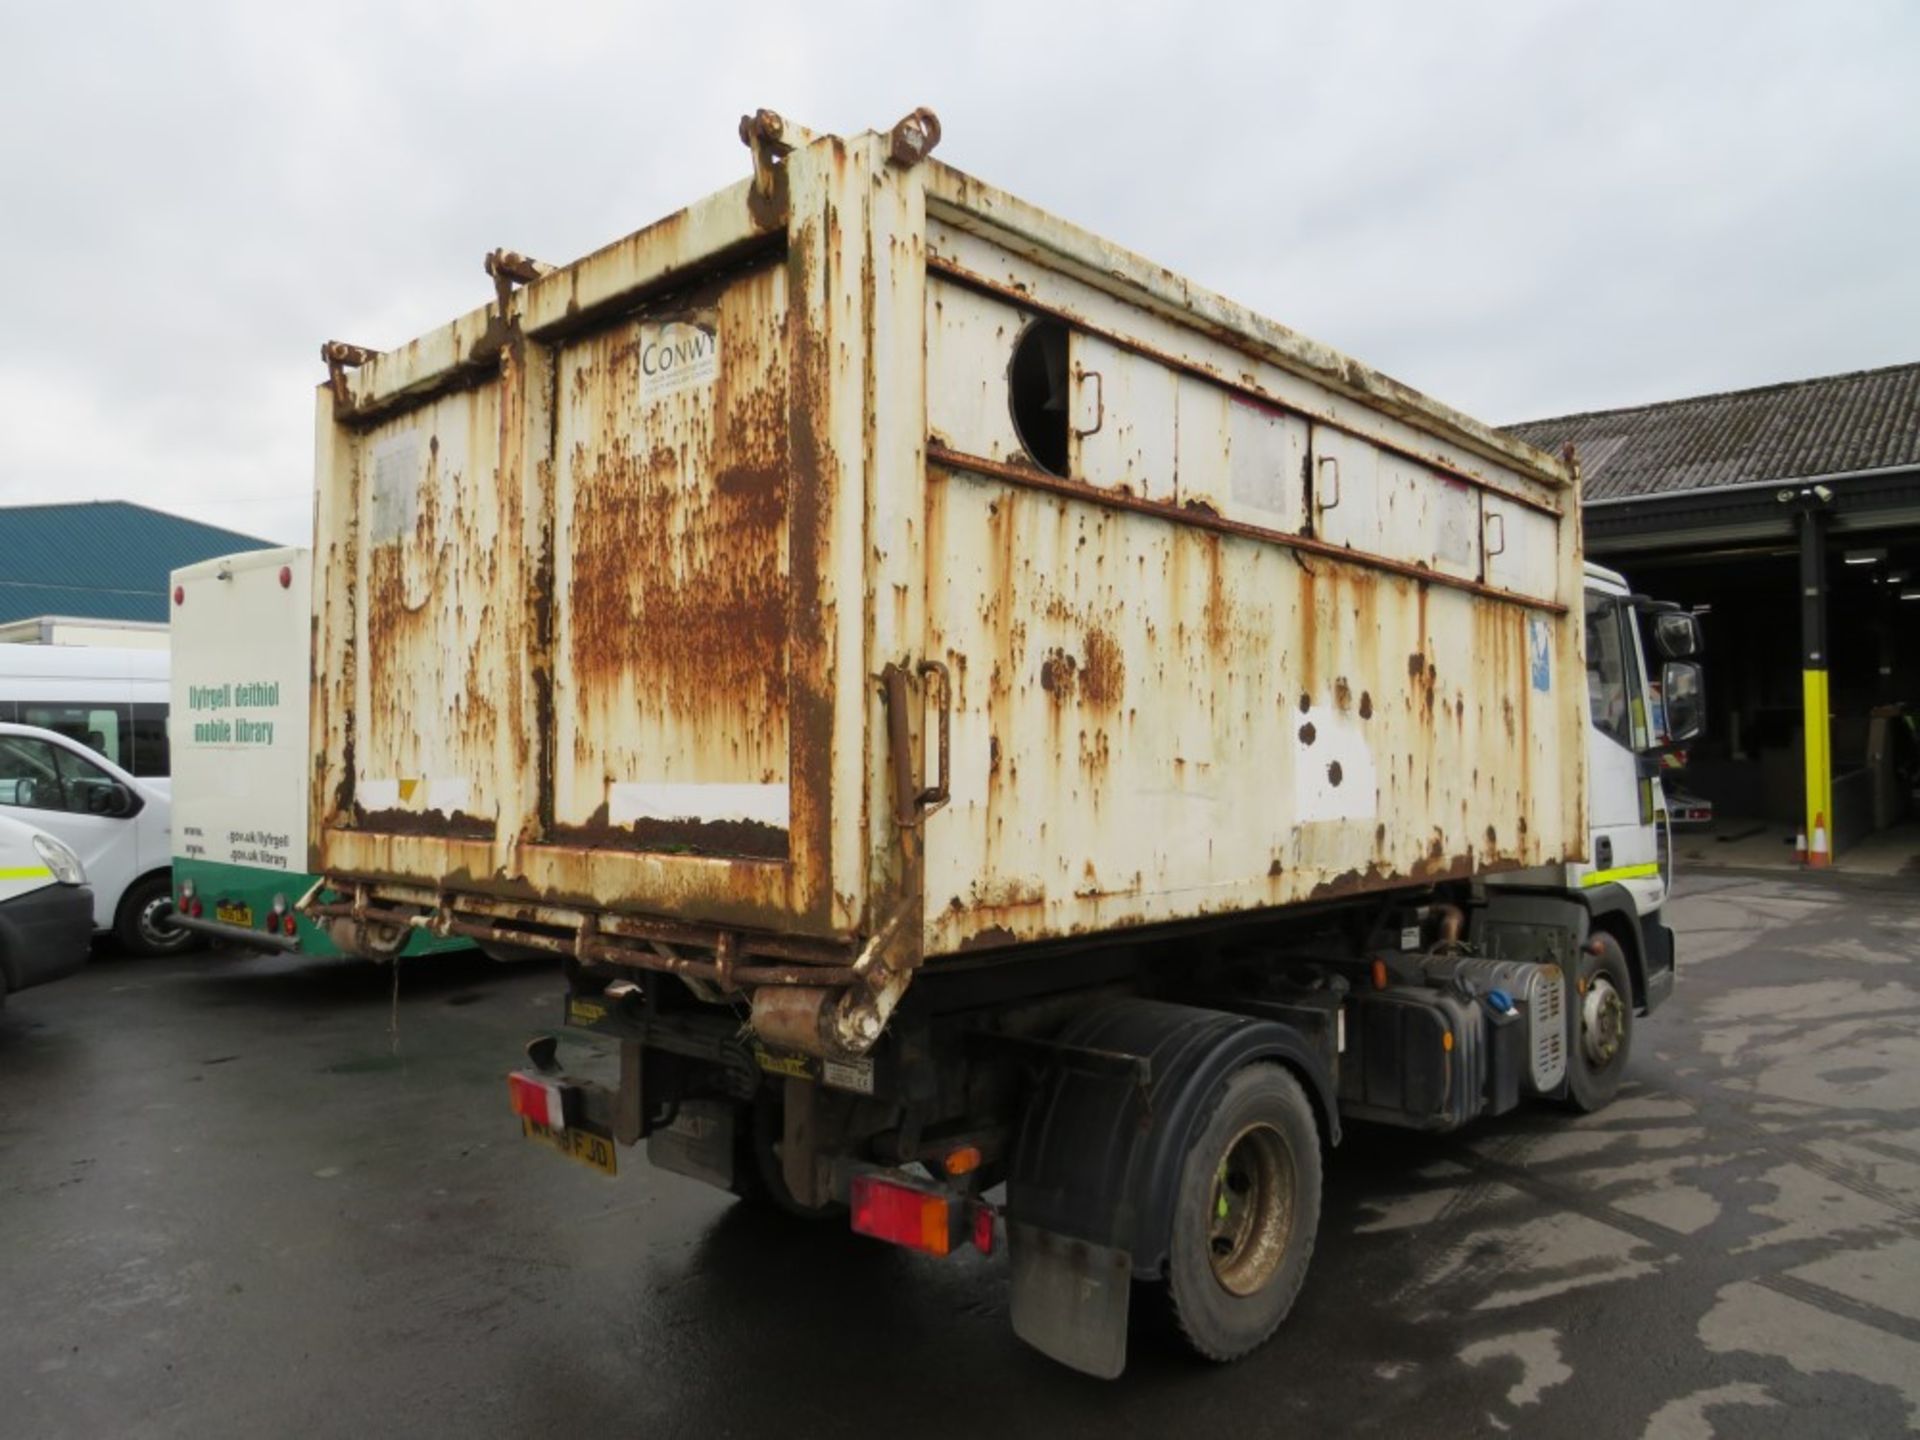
(639, 313), (719, 399)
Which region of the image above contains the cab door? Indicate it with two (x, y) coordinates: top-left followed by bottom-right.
(1578, 588), (1665, 908)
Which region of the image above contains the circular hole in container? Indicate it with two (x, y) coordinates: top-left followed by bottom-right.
(1007, 318), (1070, 477)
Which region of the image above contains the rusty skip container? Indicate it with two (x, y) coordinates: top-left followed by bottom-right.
(309, 108), (1586, 1057)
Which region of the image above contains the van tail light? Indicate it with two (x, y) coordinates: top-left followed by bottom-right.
(507, 1071), (567, 1131)
(189, 898), (204, 918)
(850, 1173), (968, 1257)
(283, 912), (298, 936)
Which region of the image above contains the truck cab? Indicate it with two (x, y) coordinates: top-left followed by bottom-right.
(1491, 562), (1705, 1030)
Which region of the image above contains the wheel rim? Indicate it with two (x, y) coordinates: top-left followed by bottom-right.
(1206, 1122), (1295, 1297)
(139, 896), (188, 951)
(1581, 975), (1626, 1067)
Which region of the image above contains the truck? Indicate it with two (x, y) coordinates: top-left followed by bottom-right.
(302, 107), (1705, 1377)
(167, 547), (468, 959)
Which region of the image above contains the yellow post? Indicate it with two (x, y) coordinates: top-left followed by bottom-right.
(1802, 668), (1832, 867)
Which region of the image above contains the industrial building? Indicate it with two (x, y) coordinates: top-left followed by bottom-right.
(1511, 362), (1920, 864)
(0, 500), (271, 639)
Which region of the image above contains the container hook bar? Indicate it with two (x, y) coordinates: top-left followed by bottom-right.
(484, 248), (555, 318)
(887, 107), (942, 167)
(739, 108), (796, 230)
(320, 340), (378, 409)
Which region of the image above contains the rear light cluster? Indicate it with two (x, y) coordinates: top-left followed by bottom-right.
(507, 1071), (568, 1131)
(264, 893), (297, 937)
(178, 879), (203, 919)
(849, 1172), (996, 1258)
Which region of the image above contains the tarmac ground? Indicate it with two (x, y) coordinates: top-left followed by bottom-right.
(4, 869), (1920, 1438)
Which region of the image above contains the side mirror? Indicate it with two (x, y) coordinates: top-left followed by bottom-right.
(1654, 611), (1702, 659)
(1661, 661), (1705, 744)
(89, 782), (136, 818)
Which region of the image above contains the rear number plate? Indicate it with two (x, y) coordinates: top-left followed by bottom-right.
(216, 902), (253, 926)
(521, 1118), (617, 1177)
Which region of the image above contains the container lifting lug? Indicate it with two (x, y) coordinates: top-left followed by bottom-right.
(887, 107), (942, 168)
(320, 340), (378, 410)
(739, 108), (796, 230)
(484, 248), (555, 317)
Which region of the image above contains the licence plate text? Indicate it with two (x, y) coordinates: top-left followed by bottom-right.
(520, 1118), (617, 1177)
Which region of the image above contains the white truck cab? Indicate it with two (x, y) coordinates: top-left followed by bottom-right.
(0, 721), (185, 955)
(1496, 561), (1705, 1026)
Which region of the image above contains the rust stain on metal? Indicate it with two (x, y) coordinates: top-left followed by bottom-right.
(1080, 626), (1125, 707)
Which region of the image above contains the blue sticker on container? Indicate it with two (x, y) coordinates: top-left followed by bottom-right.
(1529, 617), (1552, 692)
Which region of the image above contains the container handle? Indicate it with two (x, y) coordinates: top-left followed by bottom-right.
(883, 659), (951, 827)
(1316, 454), (1341, 511)
(1485, 511), (1507, 557)
(915, 659), (952, 818)
(1073, 368), (1105, 437)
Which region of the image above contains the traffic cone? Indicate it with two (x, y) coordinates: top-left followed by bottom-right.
(1793, 830), (1807, 864)
(1809, 813), (1831, 868)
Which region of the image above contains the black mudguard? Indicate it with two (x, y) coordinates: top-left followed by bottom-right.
(1004, 998), (1337, 1377)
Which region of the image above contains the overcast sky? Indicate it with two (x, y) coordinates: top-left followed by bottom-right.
(2, 0), (1914, 544)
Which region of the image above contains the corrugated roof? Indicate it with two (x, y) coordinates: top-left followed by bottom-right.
(0, 501), (272, 624)
(1505, 362), (1920, 503)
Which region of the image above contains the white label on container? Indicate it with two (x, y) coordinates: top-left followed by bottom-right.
(639, 313), (719, 400)
(1293, 702), (1378, 824)
(608, 781), (789, 829)
(426, 777), (472, 815)
(358, 777), (400, 811)
(368, 431), (421, 543)
(821, 1057), (875, 1096)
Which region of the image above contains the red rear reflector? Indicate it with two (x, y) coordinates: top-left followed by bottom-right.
(971, 1201), (996, 1255)
(173, 585), (184, 605)
(278, 566), (292, 589)
(850, 1174), (950, 1257)
(507, 1071), (566, 1131)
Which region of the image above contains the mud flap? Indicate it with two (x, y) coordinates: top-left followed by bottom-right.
(1007, 1221), (1133, 1380)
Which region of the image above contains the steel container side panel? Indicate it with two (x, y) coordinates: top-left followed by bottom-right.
(1311, 428), (1483, 584)
(1483, 497), (1561, 606)
(924, 467), (1573, 953)
(919, 217), (1585, 955)
(550, 261), (792, 858)
(926, 218), (1566, 519)
(922, 172), (1566, 497)
(926, 282), (1027, 466)
(348, 384), (507, 835)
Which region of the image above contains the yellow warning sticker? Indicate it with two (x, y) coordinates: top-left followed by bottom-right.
(752, 1044), (814, 1081)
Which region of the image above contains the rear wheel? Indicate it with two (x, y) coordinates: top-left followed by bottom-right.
(1163, 1064), (1321, 1362)
(114, 874), (196, 957)
(1564, 931), (1634, 1112)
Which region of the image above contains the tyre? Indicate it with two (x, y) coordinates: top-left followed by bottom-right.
(1564, 930), (1634, 1113)
(114, 873), (197, 957)
(1164, 1063), (1322, 1363)
(731, 1092), (845, 1221)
